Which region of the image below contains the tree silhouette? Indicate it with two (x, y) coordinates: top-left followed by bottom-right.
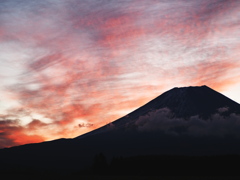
(92, 153), (108, 175)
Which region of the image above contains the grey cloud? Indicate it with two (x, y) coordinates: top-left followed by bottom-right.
(218, 107), (229, 113)
(135, 107), (240, 137)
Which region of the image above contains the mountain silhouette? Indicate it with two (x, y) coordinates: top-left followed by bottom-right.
(151, 85), (240, 118)
(1, 85), (240, 176)
(78, 85), (240, 138)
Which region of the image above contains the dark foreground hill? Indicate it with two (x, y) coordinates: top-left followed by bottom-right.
(1, 85), (240, 178)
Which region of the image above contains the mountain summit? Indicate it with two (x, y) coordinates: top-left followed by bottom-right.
(144, 85), (240, 118)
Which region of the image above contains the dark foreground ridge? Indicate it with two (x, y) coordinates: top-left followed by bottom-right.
(1, 85), (240, 178)
(2, 154), (240, 179)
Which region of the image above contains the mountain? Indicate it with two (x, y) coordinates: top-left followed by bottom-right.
(1, 85), (240, 176)
(78, 85), (240, 138)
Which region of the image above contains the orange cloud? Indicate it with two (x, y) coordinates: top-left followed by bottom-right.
(0, 119), (44, 148)
(8, 133), (44, 147)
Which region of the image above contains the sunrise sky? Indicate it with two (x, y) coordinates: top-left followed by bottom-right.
(0, 0), (240, 148)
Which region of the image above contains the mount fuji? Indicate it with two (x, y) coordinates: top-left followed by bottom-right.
(78, 85), (240, 138)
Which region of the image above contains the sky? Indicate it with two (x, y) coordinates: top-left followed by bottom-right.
(0, 0), (240, 148)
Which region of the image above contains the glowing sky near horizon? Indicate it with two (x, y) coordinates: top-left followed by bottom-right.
(0, 0), (240, 148)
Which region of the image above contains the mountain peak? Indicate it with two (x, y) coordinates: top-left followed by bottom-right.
(171, 85), (209, 91)
(151, 85), (239, 118)
(173, 85), (208, 88)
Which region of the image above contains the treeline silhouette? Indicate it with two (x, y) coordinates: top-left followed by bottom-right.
(88, 153), (240, 176)
(1, 154), (240, 179)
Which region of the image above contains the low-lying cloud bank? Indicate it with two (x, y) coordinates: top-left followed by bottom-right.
(135, 107), (240, 137)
